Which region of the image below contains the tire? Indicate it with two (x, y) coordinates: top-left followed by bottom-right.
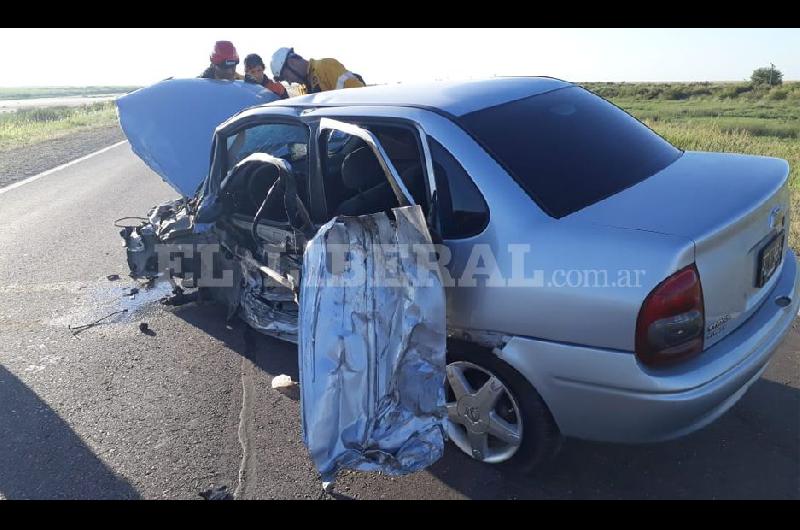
(445, 341), (563, 475)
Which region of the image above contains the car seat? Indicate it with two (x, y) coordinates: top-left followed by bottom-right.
(335, 146), (398, 216)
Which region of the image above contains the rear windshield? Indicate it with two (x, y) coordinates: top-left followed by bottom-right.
(458, 86), (682, 218)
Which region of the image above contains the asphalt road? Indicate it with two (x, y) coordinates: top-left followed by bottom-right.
(0, 142), (798, 499)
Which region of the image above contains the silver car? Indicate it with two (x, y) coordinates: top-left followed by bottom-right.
(117, 76), (798, 475)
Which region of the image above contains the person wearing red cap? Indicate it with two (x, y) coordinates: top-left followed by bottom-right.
(200, 41), (244, 81)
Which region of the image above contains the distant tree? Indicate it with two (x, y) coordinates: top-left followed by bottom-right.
(751, 64), (783, 86)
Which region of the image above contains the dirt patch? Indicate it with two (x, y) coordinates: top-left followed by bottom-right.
(0, 124), (126, 188)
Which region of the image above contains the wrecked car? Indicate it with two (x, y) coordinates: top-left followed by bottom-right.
(117, 76), (799, 477)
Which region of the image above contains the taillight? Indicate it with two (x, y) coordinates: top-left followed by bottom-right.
(635, 264), (705, 367)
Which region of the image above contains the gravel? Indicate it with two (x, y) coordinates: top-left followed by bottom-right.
(0, 124), (125, 189)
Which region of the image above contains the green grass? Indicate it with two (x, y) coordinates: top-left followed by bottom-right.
(581, 81), (800, 103)
(643, 120), (800, 250)
(643, 120), (800, 185)
(0, 86), (140, 100)
(0, 101), (119, 151)
(584, 82), (800, 250)
(583, 82), (800, 143)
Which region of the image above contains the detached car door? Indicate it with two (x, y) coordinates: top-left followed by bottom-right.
(298, 118), (447, 483)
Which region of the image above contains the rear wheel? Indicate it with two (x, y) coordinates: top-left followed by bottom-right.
(444, 344), (563, 474)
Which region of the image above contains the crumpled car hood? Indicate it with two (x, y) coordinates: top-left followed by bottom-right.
(116, 78), (279, 197)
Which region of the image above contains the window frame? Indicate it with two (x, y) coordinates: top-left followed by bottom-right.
(311, 116), (437, 223)
(425, 135), (490, 240)
(212, 116), (314, 221)
(220, 119), (312, 179)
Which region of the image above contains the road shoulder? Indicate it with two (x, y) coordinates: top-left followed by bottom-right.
(0, 124), (126, 189)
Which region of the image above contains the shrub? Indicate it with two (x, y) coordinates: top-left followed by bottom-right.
(769, 88), (789, 101)
(718, 83), (753, 99)
(751, 66), (783, 86)
(663, 87), (690, 100)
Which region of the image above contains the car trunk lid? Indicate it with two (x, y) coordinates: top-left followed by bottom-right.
(570, 151), (791, 347)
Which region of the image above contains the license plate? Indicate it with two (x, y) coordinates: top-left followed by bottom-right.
(756, 230), (785, 288)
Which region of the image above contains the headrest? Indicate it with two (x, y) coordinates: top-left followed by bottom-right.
(341, 146), (385, 191)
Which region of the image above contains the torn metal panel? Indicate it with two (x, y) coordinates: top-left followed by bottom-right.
(148, 199), (193, 240)
(212, 239), (300, 342)
(239, 250), (297, 293)
(236, 246), (299, 343)
(238, 290), (299, 343)
(447, 327), (510, 349)
(298, 205), (447, 482)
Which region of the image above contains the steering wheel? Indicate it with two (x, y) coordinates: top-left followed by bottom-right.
(250, 165), (314, 243)
(245, 164), (279, 212)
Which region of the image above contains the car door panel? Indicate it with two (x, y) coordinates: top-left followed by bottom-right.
(298, 118), (446, 481)
(299, 204), (447, 481)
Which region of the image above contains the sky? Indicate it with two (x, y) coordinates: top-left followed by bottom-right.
(1, 28), (798, 87)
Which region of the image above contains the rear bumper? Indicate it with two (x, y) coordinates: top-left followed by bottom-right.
(497, 250), (799, 443)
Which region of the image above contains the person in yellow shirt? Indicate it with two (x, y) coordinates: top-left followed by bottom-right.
(270, 47), (365, 94)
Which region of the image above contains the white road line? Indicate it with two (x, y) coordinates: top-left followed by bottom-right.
(0, 140), (128, 196)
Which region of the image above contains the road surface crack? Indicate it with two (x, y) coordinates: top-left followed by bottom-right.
(234, 356), (256, 499)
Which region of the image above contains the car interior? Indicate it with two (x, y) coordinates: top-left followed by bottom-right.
(321, 124), (430, 219)
(214, 121), (433, 261)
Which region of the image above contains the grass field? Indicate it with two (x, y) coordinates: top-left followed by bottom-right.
(0, 101), (119, 151)
(0, 85), (138, 151)
(582, 81), (800, 250)
(0, 86), (140, 100)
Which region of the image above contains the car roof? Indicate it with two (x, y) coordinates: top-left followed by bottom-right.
(266, 76), (573, 117)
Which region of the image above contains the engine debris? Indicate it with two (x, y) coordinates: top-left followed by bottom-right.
(69, 309), (129, 336)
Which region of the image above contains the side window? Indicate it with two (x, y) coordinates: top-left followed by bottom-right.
(428, 137), (489, 239)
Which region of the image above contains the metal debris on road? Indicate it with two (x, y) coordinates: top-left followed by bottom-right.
(160, 286), (198, 307)
(106, 274), (121, 281)
(68, 309), (129, 336)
